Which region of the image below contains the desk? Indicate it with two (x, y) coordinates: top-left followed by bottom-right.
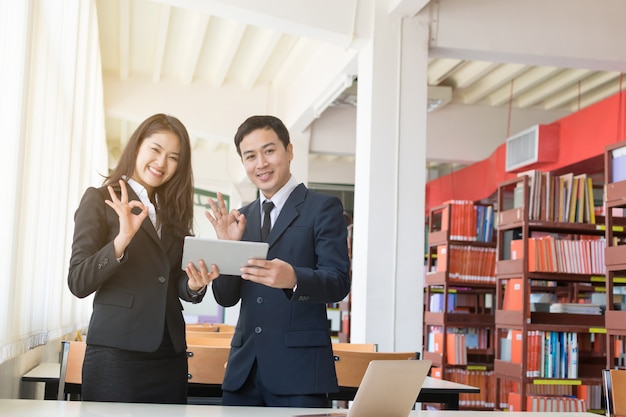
(21, 363), (60, 400)
(0, 399), (600, 417)
(420, 377), (481, 409)
(22, 363), (477, 410)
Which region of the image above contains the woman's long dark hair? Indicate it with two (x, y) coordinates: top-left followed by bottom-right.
(105, 113), (194, 238)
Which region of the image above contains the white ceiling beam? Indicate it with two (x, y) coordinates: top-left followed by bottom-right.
(179, 14), (210, 85)
(544, 72), (620, 110)
(211, 20), (246, 87)
(388, 0), (431, 17)
(285, 47), (358, 133)
(239, 29), (282, 90)
(427, 57), (462, 85)
(450, 61), (498, 89)
(119, 0), (130, 80)
(517, 68), (591, 108)
(460, 63), (526, 104)
(430, 0), (626, 71)
(151, 4), (171, 83)
(577, 79), (624, 111)
(150, 0), (359, 47)
(488, 66), (561, 106)
(272, 37), (317, 87)
(103, 74), (271, 144)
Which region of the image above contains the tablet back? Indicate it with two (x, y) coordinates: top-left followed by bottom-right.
(181, 236), (268, 275)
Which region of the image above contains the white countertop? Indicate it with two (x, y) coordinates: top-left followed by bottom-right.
(0, 399), (599, 417)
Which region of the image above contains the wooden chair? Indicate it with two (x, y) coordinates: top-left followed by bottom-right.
(186, 330), (234, 339)
(605, 368), (626, 417)
(332, 350), (420, 388)
(56, 339), (232, 403)
(186, 344), (230, 385)
(186, 323), (236, 333)
(186, 334), (233, 346)
(332, 342), (377, 352)
(186, 344), (231, 405)
(57, 340), (86, 400)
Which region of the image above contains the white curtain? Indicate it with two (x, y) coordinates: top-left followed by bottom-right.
(0, 0), (107, 363)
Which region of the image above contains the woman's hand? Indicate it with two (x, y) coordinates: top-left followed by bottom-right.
(185, 259), (220, 291)
(105, 179), (148, 258)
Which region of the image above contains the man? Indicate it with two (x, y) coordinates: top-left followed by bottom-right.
(205, 115), (351, 407)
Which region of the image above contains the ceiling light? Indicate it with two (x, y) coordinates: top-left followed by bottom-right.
(427, 85), (452, 113)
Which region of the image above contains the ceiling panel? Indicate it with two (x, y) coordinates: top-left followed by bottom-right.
(96, 0), (624, 169)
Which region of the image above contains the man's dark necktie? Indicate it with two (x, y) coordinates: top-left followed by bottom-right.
(261, 200), (274, 242)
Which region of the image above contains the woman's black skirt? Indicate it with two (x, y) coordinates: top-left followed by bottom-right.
(81, 344), (188, 404)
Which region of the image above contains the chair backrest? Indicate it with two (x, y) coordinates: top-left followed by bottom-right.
(186, 329), (233, 347)
(57, 340), (86, 400)
(186, 334), (233, 346)
(610, 369), (626, 416)
(332, 342), (377, 352)
(186, 344), (230, 385)
(333, 350), (419, 388)
(186, 323), (236, 333)
(186, 330), (233, 339)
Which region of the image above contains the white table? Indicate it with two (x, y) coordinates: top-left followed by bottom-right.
(21, 363), (61, 400)
(22, 362), (478, 409)
(0, 399), (600, 417)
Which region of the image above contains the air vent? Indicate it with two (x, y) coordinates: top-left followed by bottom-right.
(505, 124), (559, 172)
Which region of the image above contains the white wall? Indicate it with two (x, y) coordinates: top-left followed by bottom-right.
(426, 103), (571, 163)
(307, 99), (571, 172)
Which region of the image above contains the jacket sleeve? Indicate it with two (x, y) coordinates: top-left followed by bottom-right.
(211, 274), (243, 307)
(290, 196), (351, 303)
(67, 187), (124, 298)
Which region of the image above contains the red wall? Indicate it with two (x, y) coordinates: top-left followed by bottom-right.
(425, 91), (626, 213)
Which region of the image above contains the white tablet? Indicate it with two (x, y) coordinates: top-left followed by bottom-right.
(181, 236), (269, 276)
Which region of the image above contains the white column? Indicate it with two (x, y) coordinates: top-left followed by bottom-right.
(351, 3), (429, 352)
(291, 127), (311, 186)
(395, 13), (429, 352)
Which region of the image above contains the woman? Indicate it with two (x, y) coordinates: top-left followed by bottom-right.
(67, 113), (217, 403)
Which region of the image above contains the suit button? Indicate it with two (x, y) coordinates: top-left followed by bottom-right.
(254, 327), (262, 334)
(157, 276), (166, 283)
(256, 297), (263, 304)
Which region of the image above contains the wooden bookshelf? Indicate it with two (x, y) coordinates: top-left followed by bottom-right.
(604, 141), (626, 369)
(423, 201), (497, 410)
(494, 174), (608, 411)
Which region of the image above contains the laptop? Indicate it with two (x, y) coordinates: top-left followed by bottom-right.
(294, 359), (432, 417)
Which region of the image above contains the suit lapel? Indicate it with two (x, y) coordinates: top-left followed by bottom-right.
(267, 184), (306, 245)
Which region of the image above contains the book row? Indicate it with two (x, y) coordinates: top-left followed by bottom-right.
(433, 367), (496, 409)
(426, 328), (493, 364)
(515, 169), (597, 224)
(508, 391), (587, 412)
(428, 292), (493, 314)
(500, 330), (579, 378)
(499, 381), (599, 411)
(436, 244), (496, 282)
(439, 200), (494, 242)
(510, 236), (606, 275)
